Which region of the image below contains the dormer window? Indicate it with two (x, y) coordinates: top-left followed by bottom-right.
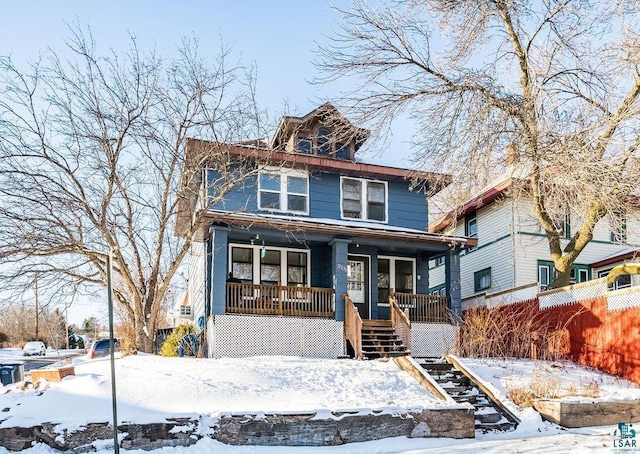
(297, 139), (312, 154)
(317, 129), (331, 156)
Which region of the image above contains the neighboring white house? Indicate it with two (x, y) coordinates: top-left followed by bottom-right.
(428, 169), (640, 308)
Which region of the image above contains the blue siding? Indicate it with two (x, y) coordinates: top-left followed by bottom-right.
(207, 168), (429, 230)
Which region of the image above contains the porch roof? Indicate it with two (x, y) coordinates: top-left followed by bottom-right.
(202, 210), (477, 250)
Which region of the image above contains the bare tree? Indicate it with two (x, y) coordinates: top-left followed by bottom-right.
(317, 1), (640, 287)
(0, 27), (270, 352)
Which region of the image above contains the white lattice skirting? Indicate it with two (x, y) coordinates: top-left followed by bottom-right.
(410, 323), (458, 357)
(207, 314), (344, 359)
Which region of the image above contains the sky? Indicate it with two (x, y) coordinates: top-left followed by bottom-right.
(0, 1), (420, 327)
(0, 352), (635, 453)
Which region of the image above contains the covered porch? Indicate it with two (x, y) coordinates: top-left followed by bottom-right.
(203, 214), (473, 358)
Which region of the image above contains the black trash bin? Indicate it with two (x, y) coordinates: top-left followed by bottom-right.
(0, 362), (25, 385)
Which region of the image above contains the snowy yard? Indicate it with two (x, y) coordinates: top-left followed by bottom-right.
(1, 349), (639, 453)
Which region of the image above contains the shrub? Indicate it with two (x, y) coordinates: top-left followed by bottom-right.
(160, 324), (196, 357)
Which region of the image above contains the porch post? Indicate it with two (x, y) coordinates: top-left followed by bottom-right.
(330, 238), (351, 322)
(445, 249), (462, 319)
(210, 226), (230, 316)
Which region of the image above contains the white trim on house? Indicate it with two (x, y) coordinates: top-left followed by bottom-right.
(257, 166), (310, 215)
(228, 243), (311, 286)
(378, 255), (417, 306)
(339, 176), (388, 224)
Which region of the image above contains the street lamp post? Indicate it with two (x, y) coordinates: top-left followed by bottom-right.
(106, 249), (119, 454)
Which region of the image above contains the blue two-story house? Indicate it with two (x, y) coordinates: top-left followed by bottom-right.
(177, 103), (475, 359)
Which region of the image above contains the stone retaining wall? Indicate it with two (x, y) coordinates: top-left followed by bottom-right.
(0, 407), (474, 451)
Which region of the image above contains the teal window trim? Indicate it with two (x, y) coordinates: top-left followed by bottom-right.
(537, 260), (590, 288)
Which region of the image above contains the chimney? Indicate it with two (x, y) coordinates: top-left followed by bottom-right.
(506, 143), (520, 166)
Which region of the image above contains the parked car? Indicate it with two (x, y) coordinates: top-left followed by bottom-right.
(23, 341), (46, 356)
(88, 339), (120, 359)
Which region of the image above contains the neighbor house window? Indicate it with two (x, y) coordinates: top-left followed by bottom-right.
(341, 177), (387, 222)
(553, 210), (571, 239)
(610, 210), (627, 244)
(179, 306), (192, 316)
(474, 267), (491, 292)
(258, 168), (309, 214)
(465, 213), (478, 252)
(598, 268), (632, 291)
(538, 264), (550, 290)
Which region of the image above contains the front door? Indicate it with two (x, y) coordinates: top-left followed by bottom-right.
(347, 256), (370, 319)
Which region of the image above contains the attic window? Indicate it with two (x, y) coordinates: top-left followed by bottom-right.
(297, 139), (312, 154)
(317, 129), (331, 156)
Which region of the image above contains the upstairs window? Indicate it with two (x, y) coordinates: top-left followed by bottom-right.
(317, 129), (331, 156)
(179, 305), (192, 316)
(341, 177), (387, 222)
(258, 168), (309, 214)
(297, 139), (312, 154)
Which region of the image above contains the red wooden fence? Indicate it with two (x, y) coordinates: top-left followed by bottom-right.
(502, 297), (640, 384)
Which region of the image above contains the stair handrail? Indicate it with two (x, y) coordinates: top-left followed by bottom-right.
(343, 294), (363, 359)
(389, 295), (411, 354)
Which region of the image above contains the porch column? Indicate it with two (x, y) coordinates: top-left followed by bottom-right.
(330, 238), (351, 322)
(445, 249), (462, 319)
(210, 226), (230, 316)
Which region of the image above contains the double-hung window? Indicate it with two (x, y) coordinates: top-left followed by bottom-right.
(258, 168), (309, 214)
(341, 177), (387, 222)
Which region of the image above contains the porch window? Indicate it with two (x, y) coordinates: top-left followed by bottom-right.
(258, 168), (308, 214)
(395, 260), (414, 293)
(474, 267), (491, 292)
(287, 251), (308, 286)
(341, 177), (387, 222)
(231, 247), (253, 283)
(230, 244), (310, 287)
(260, 249), (281, 286)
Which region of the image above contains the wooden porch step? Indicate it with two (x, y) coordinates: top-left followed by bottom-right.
(362, 320), (392, 327)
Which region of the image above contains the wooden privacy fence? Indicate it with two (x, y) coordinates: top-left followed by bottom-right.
(392, 292), (449, 323)
(498, 294), (640, 384)
(226, 283), (334, 318)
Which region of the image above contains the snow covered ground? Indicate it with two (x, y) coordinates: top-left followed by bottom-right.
(0, 349), (638, 453)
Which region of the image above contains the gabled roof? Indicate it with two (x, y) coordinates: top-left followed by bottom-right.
(270, 102), (370, 151)
(429, 178), (515, 233)
(590, 248), (640, 269)
(429, 163), (531, 233)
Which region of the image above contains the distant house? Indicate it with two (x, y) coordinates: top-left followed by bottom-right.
(175, 103), (475, 358)
(428, 167), (640, 307)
